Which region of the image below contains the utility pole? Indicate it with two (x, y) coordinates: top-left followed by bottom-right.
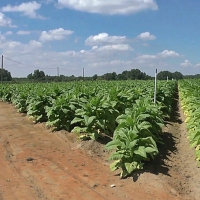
(83, 68), (85, 81)
(1, 55), (3, 84)
(57, 67), (59, 77)
(154, 69), (157, 104)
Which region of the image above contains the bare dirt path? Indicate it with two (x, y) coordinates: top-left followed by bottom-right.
(0, 100), (198, 200)
(155, 97), (200, 200)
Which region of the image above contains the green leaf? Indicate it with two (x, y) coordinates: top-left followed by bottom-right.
(106, 140), (122, 150)
(129, 140), (137, 148)
(71, 126), (87, 133)
(145, 146), (158, 154)
(87, 116), (96, 126)
(134, 146), (147, 158)
(124, 162), (135, 174)
(71, 117), (83, 124)
(108, 151), (124, 161)
(110, 160), (120, 171)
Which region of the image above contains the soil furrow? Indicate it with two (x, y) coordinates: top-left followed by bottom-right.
(156, 95), (200, 200)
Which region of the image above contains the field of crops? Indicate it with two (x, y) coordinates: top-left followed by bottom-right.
(0, 80), (177, 177)
(179, 79), (200, 164)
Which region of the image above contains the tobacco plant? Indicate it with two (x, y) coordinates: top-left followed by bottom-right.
(106, 98), (165, 178)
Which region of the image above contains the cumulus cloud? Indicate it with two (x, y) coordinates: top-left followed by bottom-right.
(137, 32), (156, 40)
(0, 38), (42, 56)
(17, 31), (31, 35)
(1, 1), (43, 19)
(85, 33), (127, 46)
(39, 28), (74, 42)
(29, 40), (42, 48)
(5, 31), (13, 35)
(57, 0), (158, 15)
(137, 55), (157, 60)
(0, 32), (6, 42)
(134, 54), (156, 63)
(135, 50), (180, 63)
(158, 50), (180, 58)
(0, 12), (13, 27)
(180, 60), (192, 67)
(91, 44), (133, 52)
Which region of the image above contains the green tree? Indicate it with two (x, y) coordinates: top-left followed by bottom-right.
(157, 71), (173, 80)
(157, 71), (183, 80)
(172, 71), (183, 80)
(92, 74), (98, 80)
(28, 70), (46, 81)
(117, 73), (127, 80)
(0, 68), (12, 81)
(27, 73), (33, 79)
(119, 69), (151, 80)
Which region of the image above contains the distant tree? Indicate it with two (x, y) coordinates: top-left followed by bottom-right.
(33, 70), (45, 79)
(122, 70), (130, 79)
(92, 74), (98, 80)
(184, 74), (200, 79)
(157, 71), (183, 80)
(172, 71), (183, 80)
(117, 73), (127, 80)
(0, 68), (12, 81)
(119, 69), (151, 80)
(27, 70), (46, 80)
(39, 70), (45, 78)
(27, 73), (33, 79)
(157, 71), (173, 80)
(111, 72), (117, 80)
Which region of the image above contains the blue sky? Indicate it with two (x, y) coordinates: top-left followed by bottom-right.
(0, 0), (199, 77)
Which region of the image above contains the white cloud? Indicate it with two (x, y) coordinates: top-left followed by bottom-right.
(0, 39), (42, 55)
(180, 60), (192, 67)
(137, 32), (156, 40)
(0, 32), (6, 42)
(2, 41), (21, 49)
(57, 0), (158, 15)
(39, 28), (74, 42)
(5, 31), (13, 35)
(158, 50), (180, 58)
(85, 33), (127, 46)
(0, 12), (13, 27)
(17, 31), (31, 35)
(91, 44), (133, 52)
(196, 63), (200, 67)
(134, 54), (157, 63)
(1, 1), (43, 19)
(135, 50), (180, 63)
(29, 40), (42, 48)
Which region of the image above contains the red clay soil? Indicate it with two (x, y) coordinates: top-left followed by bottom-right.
(0, 101), (186, 200)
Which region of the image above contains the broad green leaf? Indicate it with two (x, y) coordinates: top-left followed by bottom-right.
(125, 162), (135, 174)
(134, 146), (147, 158)
(110, 160), (120, 171)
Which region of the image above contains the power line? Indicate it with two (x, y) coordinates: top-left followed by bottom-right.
(3, 56), (55, 70)
(3, 56), (80, 72)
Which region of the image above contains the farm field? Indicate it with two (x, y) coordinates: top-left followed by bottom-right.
(0, 80), (200, 199)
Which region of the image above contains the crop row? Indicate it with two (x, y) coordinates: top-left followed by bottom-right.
(0, 80), (177, 177)
(179, 79), (200, 164)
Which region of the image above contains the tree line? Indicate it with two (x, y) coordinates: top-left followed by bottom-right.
(2, 68), (200, 83)
(25, 69), (183, 82)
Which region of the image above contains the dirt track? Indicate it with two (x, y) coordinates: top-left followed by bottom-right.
(0, 101), (199, 200)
